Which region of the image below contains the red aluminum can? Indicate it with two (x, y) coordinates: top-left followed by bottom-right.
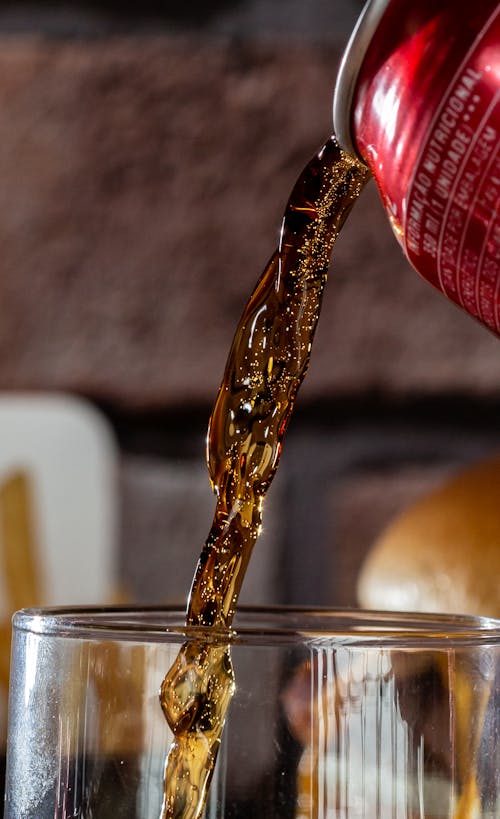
(333, 0), (500, 333)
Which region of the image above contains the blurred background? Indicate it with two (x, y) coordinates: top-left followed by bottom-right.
(1, 1), (500, 810)
(0, 0), (499, 612)
(0, 0), (500, 797)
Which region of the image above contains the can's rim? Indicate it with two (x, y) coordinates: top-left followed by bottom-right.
(333, 0), (392, 158)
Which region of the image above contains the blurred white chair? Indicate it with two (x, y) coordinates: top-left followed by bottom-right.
(0, 394), (119, 745)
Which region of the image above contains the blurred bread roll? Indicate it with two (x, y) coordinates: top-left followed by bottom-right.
(357, 456), (500, 618)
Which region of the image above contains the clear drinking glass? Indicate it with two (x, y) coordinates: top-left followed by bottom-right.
(4, 606), (500, 818)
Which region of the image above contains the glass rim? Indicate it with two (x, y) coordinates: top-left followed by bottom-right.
(11, 605), (500, 648)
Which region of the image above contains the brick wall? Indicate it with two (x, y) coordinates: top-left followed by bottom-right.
(1, 1), (500, 610)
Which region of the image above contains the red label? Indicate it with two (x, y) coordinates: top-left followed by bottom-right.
(404, 7), (500, 333)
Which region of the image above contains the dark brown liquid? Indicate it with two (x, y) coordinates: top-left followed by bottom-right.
(159, 137), (369, 819)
